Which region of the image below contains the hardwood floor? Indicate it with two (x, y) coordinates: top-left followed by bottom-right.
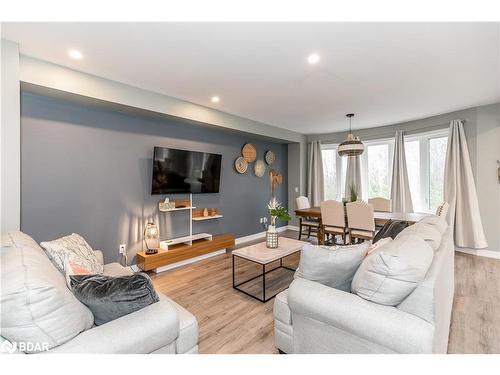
(150, 230), (500, 354)
(448, 252), (500, 353)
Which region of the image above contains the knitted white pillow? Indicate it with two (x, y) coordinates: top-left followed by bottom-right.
(40, 233), (103, 275)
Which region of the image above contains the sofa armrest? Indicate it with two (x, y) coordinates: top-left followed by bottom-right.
(288, 278), (434, 353)
(47, 296), (179, 354)
(94, 250), (104, 265)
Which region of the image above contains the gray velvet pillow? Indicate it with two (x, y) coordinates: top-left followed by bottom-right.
(295, 243), (370, 291)
(70, 273), (159, 325)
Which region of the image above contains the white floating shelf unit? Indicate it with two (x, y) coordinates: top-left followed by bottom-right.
(192, 214), (223, 221)
(159, 206), (196, 212)
(159, 194), (219, 251)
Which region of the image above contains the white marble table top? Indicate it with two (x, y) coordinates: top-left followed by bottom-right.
(232, 237), (307, 264)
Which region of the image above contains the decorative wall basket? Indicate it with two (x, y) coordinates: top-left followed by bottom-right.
(234, 156), (248, 174)
(242, 143), (257, 163)
(266, 231), (279, 249)
(254, 160), (266, 177)
(265, 150), (276, 165)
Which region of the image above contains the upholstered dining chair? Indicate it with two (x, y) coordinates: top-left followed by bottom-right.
(296, 196), (319, 240)
(368, 197), (392, 228)
(346, 201), (375, 243)
(368, 197), (392, 212)
(320, 200), (347, 245)
(436, 201), (449, 220)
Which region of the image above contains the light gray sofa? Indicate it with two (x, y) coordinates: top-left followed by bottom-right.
(274, 224), (455, 354)
(1, 231), (198, 354)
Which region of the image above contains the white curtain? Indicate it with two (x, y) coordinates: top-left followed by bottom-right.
(444, 120), (488, 249)
(344, 156), (362, 200)
(307, 140), (324, 206)
(390, 130), (414, 213)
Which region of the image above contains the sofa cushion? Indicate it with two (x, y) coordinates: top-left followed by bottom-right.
(40, 233), (103, 275)
(351, 234), (434, 306)
(70, 273), (160, 325)
(1, 231), (94, 353)
(419, 215), (448, 234)
(396, 222), (442, 251)
(295, 243), (369, 291)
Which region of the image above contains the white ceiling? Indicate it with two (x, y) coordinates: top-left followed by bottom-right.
(3, 22), (499, 134)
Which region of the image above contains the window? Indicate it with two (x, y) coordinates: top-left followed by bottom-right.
(429, 136), (448, 211)
(405, 130), (448, 213)
(321, 129), (448, 213)
(366, 144), (391, 199)
(321, 147), (337, 200)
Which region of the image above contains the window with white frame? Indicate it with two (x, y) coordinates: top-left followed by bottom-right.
(321, 145), (338, 200)
(405, 130), (448, 213)
(321, 128), (448, 213)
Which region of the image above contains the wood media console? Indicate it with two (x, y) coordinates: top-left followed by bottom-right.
(136, 233), (235, 273)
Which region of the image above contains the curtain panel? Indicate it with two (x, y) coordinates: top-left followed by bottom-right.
(444, 119), (488, 249)
(390, 130), (414, 213)
(344, 156), (362, 200)
(307, 140), (324, 206)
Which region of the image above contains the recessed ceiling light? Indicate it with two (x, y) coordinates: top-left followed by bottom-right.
(307, 53), (320, 64)
(211, 96), (220, 103)
(68, 49), (83, 60)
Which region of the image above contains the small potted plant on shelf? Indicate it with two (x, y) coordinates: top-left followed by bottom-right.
(266, 197), (291, 248)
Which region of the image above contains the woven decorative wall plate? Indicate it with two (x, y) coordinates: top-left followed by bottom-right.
(254, 160), (266, 177)
(265, 150), (276, 165)
(234, 156), (248, 174)
(242, 143), (257, 163)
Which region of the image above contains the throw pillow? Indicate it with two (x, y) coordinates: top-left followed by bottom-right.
(396, 222), (442, 251)
(295, 242), (370, 292)
(372, 219), (411, 243)
(40, 233), (103, 275)
(351, 234), (434, 306)
(70, 273), (160, 325)
(64, 258), (93, 288)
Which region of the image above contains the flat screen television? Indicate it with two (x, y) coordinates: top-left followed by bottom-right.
(151, 146), (222, 194)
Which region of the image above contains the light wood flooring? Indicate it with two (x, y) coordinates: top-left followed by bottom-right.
(150, 230), (500, 354)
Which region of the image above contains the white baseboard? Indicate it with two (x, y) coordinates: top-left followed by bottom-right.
(153, 249), (227, 273)
(455, 247), (500, 259)
(287, 225), (300, 232)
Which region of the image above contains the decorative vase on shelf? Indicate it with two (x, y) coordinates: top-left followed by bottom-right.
(266, 225), (279, 249)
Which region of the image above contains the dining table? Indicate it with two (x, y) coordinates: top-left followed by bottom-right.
(294, 207), (430, 245)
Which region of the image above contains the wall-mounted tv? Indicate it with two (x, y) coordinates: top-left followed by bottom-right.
(151, 146), (222, 194)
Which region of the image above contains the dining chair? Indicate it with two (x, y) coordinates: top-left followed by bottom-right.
(436, 201), (449, 219)
(368, 197), (392, 228)
(296, 196), (319, 240)
(346, 201), (375, 243)
(320, 200), (347, 245)
(368, 197), (392, 212)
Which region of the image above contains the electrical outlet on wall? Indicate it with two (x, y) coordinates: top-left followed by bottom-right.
(119, 244), (127, 255)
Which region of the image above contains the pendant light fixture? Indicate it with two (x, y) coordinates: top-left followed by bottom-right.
(338, 113), (364, 157)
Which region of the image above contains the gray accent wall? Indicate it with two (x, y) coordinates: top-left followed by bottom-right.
(21, 93), (288, 263)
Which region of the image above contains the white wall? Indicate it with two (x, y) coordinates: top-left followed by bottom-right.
(1, 39), (21, 232)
